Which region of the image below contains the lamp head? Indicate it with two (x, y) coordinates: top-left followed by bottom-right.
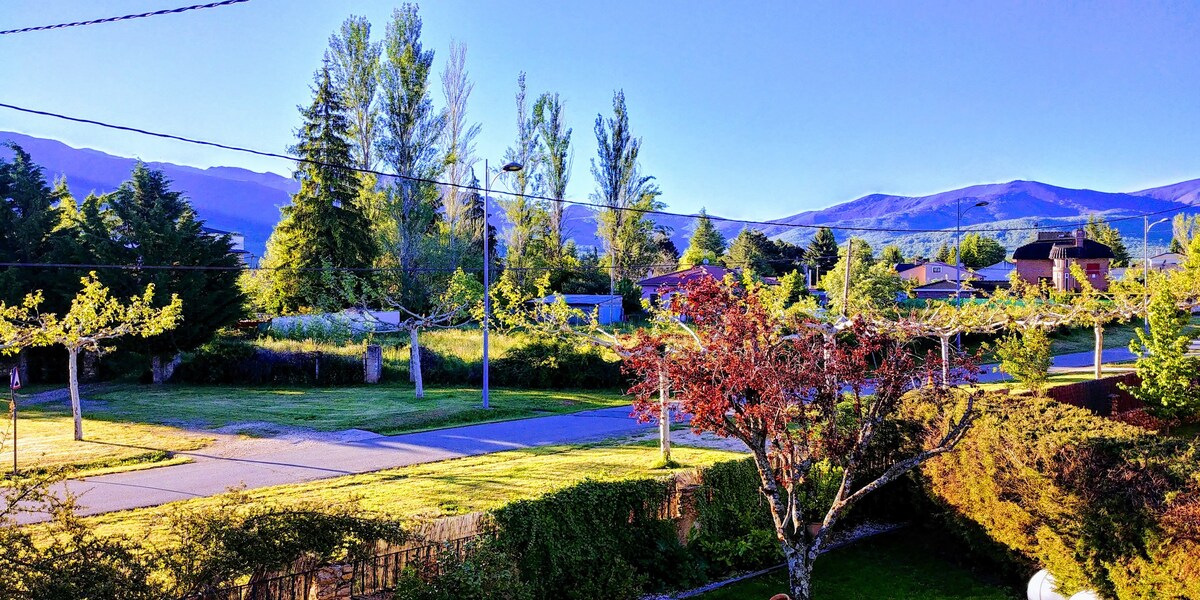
(502, 162), (523, 172)
(974, 201), (989, 207)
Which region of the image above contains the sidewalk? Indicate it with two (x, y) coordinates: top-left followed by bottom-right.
(19, 406), (652, 524)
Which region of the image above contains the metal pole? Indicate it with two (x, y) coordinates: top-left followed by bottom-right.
(955, 197), (963, 299)
(9, 383), (16, 476)
(1144, 216), (1150, 335)
(840, 238), (853, 317)
(482, 159), (491, 410)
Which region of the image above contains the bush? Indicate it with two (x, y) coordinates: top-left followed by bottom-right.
(491, 478), (704, 600)
(690, 459), (779, 574)
(392, 538), (531, 600)
(491, 338), (624, 389)
(991, 327), (1051, 392)
(173, 338), (363, 386)
(919, 393), (1200, 599)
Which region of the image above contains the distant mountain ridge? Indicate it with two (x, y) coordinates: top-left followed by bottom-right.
(3, 131), (1199, 260)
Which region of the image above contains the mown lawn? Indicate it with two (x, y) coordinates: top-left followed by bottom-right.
(73, 443), (742, 545)
(78, 384), (627, 434)
(0, 406), (210, 478)
(698, 529), (1019, 600)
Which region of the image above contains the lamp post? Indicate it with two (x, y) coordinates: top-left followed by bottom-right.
(955, 199), (990, 300)
(482, 159), (523, 410)
(1142, 216), (1170, 334)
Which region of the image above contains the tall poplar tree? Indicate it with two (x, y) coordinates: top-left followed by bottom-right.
(499, 72), (548, 287)
(327, 15), (380, 171)
(377, 3), (445, 306)
(439, 41), (481, 243)
(533, 91), (572, 265)
(89, 164), (245, 382)
(260, 65), (376, 313)
(591, 90), (661, 290)
(678, 208), (725, 268)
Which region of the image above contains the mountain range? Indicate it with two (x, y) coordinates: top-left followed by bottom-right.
(3, 131), (1198, 261)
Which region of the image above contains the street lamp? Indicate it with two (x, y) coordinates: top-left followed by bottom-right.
(1142, 216), (1170, 334)
(482, 159), (522, 409)
(955, 199), (990, 299)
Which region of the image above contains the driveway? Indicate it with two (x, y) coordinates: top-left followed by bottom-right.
(17, 406), (652, 524)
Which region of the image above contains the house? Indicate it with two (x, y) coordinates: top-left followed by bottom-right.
(907, 279), (984, 300)
(896, 261), (979, 286)
(637, 265), (777, 303)
(202, 226), (252, 264)
(1013, 230), (1114, 291)
(532, 294), (625, 324)
(1112, 252), (1185, 281)
(974, 261), (1016, 283)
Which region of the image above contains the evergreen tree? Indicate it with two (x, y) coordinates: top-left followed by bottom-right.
(85, 164), (245, 382)
(765, 239), (806, 274)
(260, 65), (376, 313)
(879, 244), (904, 265)
(1084, 215), (1131, 267)
(0, 144), (71, 307)
(679, 209), (725, 268)
(804, 227), (838, 282)
(934, 243), (954, 264)
(723, 228), (773, 275)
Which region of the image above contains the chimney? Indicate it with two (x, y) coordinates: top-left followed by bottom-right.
(1074, 228), (1085, 247)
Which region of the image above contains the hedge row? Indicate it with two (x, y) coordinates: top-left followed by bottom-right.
(173, 337), (625, 389)
(919, 393), (1200, 599)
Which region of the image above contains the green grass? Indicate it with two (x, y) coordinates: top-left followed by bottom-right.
(0, 405), (210, 477)
(697, 529), (1019, 600)
(75, 384), (627, 435)
(72, 443), (742, 545)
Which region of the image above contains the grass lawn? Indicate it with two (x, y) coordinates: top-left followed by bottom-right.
(1, 406), (210, 478)
(72, 443), (742, 545)
(697, 529), (1019, 600)
(76, 384), (628, 435)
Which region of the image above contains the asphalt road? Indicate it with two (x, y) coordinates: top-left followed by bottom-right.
(17, 406), (653, 524)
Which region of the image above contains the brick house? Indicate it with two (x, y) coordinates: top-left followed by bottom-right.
(1013, 230), (1114, 291)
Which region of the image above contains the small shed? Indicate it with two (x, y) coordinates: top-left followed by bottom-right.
(533, 294), (626, 324)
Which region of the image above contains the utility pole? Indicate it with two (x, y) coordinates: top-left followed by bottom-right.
(841, 238), (853, 317)
(8, 367), (19, 476)
(482, 160), (523, 410)
(1144, 216), (1170, 334)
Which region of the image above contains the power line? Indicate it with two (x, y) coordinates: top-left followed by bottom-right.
(0, 0), (251, 36)
(0, 101), (1192, 235)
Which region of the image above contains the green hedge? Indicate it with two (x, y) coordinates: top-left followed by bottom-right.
(173, 339), (362, 386)
(920, 393), (1200, 599)
(490, 338), (625, 390)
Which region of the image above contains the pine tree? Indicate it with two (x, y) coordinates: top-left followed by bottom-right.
(679, 209), (726, 269)
(0, 144), (69, 307)
(723, 228), (773, 275)
(1084, 215), (1131, 267)
(88, 164), (245, 382)
(261, 65), (376, 313)
(805, 227), (838, 281)
(934, 243), (954, 264)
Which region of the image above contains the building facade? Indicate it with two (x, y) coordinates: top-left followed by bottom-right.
(1013, 230), (1114, 291)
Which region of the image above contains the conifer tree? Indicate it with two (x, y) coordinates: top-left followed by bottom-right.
(1084, 215), (1131, 267)
(679, 209), (725, 269)
(260, 65), (376, 313)
(0, 144), (68, 307)
(879, 244), (904, 265)
(804, 227), (838, 282)
(723, 228), (773, 274)
(88, 164), (245, 382)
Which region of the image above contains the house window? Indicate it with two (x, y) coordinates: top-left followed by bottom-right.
(1086, 263), (1101, 279)
(932, 267), (941, 273)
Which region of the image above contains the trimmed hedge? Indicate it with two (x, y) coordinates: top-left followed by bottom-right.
(173, 339), (362, 386)
(490, 338), (625, 390)
(920, 393), (1200, 599)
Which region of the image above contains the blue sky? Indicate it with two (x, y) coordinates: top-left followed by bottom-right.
(1, 0), (1197, 219)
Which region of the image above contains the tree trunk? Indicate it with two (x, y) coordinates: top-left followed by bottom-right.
(409, 326), (424, 398)
(68, 348), (83, 441)
(785, 543), (815, 600)
(150, 352), (182, 385)
(1094, 323), (1104, 380)
(658, 368), (671, 463)
(940, 334), (951, 385)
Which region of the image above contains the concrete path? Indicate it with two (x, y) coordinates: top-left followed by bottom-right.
(18, 406), (652, 524)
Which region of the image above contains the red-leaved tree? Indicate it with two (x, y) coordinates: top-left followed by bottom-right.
(625, 276), (980, 600)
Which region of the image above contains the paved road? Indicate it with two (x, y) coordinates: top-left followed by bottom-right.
(976, 347), (1137, 383)
(17, 347), (1140, 524)
(18, 406), (652, 524)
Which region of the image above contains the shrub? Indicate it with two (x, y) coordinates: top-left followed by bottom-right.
(1123, 287), (1200, 419)
(174, 339), (363, 386)
(491, 478), (704, 599)
(491, 338), (624, 389)
(991, 327), (1051, 392)
(920, 393), (1200, 598)
(690, 459), (779, 574)
(392, 538), (531, 600)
